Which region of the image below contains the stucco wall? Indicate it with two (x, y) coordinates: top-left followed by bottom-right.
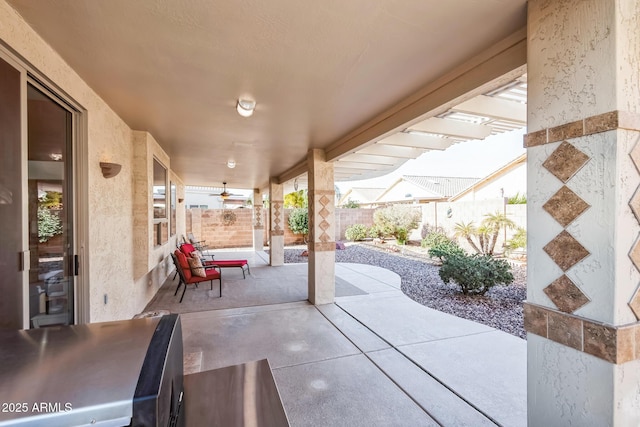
(420, 200), (526, 252)
(0, 1), (183, 322)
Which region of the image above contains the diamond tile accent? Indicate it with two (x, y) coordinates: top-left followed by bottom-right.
(543, 230), (590, 271)
(630, 188), (640, 225)
(319, 207), (330, 219)
(629, 286), (640, 320)
(543, 274), (590, 313)
(543, 141), (590, 183)
(630, 140), (640, 174)
(629, 237), (640, 272)
(543, 185), (590, 227)
(319, 195), (330, 206)
(319, 220), (330, 231)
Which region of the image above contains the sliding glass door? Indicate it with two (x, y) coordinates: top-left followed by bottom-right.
(27, 83), (75, 328)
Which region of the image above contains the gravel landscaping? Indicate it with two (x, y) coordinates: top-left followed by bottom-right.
(282, 242), (527, 339)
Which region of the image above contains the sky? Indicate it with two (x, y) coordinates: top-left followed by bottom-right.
(338, 128), (526, 191)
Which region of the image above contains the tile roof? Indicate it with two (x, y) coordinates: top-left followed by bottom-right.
(402, 176), (480, 198)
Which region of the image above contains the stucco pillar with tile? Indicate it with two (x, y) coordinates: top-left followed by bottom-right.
(252, 188), (264, 252)
(525, 1), (640, 425)
(269, 179), (284, 266)
(307, 149), (335, 305)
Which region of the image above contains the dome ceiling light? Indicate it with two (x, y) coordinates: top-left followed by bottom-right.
(236, 98), (256, 117)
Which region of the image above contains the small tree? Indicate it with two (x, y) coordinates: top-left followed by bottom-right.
(439, 253), (514, 295)
(287, 208), (308, 242)
(284, 190), (307, 208)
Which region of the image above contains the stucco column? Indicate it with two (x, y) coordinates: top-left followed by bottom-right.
(269, 178), (284, 266)
(252, 188), (264, 252)
(307, 149), (335, 305)
(525, 1), (640, 425)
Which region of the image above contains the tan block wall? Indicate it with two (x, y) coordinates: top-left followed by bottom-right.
(187, 208), (376, 248)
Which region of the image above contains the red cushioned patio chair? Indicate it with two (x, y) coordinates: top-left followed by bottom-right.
(179, 243), (250, 279)
(171, 250), (222, 302)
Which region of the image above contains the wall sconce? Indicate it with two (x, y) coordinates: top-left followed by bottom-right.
(178, 198), (184, 203)
(100, 162), (122, 178)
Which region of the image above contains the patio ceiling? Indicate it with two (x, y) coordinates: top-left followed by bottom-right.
(7, 0), (527, 190)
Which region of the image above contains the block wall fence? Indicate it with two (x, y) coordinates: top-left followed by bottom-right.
(186, 203), (525, 249)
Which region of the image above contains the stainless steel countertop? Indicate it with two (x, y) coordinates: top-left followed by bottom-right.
(182, 359), (289, 427)
(0, 318), (160, 426)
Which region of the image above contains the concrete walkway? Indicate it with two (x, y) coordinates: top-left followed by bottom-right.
(158, 250), (526, 426)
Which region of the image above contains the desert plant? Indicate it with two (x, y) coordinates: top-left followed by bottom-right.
(396, 227), (408, 245)
(505, 227), (527, 253)
(507, 192), (527, 204)
(345, 224), (369, 241)
(288, 208), (308, 241)
(428, 240), (465, 262)
(482, 212), (516, 255)
(439, 253), (514, 295)
(373, 205), (420, 240)
(368, 224), (393, 239)
(421, 231), (452, 248)
(421, 223), (445, 240)
(453, 221), (482, 254)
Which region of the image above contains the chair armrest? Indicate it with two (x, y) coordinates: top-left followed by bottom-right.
(203, 264), (222, 273)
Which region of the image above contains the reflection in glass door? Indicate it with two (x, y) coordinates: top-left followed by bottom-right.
(27, 84), (75, 328)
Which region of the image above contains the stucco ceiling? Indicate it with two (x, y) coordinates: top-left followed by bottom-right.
(7, 0), (527, 190)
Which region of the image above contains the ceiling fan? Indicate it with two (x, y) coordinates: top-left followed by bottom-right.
(209, 182), (237, 200)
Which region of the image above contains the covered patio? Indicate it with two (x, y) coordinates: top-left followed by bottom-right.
(146, 250), (526, 426)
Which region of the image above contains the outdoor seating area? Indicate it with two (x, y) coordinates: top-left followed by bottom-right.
(145, 250), (527, 426)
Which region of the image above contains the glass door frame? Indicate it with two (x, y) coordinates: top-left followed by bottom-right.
(0, 42), (89, 328)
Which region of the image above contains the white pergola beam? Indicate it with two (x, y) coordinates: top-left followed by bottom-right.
(339, 153), (398, 165)
(409, 117), (492, 139)
(452, 95), (526, 123)
(377, 132), (454, 150)
(358, 144), (426, 158)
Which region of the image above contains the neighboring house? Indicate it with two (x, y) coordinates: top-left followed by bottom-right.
(375, 176), (480, 205)
(337, 187), (386, 207)
(450, 153), (527, 202)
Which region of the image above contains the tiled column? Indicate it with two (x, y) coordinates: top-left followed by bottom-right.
(252, 188), (264, 252)
(307, 149), (335, 305)
(269, 178), (284, 266)
(525, 1), (640, 425)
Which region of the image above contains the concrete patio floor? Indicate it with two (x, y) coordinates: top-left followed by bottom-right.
(146, 250), (526, 426)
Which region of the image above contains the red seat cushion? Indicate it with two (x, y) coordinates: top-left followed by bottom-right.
(213, 260), (247, 267)
(180, 243), (196, 257)
(174, 250), (192, 280)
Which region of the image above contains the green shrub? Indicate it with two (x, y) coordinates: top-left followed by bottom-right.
(507, 192), (527, 204)
(342, 198), (360, 208)
(373, 205), (420, 239)
(506, 227), (527, 253)
(428, 240), (465, 261)
(288, 208), (308, 236)
(368, 224), (393, 239)
(439, 253), (514, 295)
(38, 206), (62, 243)
(396, 227), (408, 245)
(345, 224), (369, 241)
(421, 231), (452, 248)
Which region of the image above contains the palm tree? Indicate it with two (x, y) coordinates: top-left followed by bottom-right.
(481, 212), (516, 255)
(453, 221), (481, 254)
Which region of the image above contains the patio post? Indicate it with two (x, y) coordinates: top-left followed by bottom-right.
(269, 178), (284, 266)
(307, 149), (335, 305)
(252, 188), (264, 252)
(525, 1), (640, 425)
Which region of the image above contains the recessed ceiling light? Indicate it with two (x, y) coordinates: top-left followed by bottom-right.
(227, 160), (236, 169)
(236, 99), (256, 117)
